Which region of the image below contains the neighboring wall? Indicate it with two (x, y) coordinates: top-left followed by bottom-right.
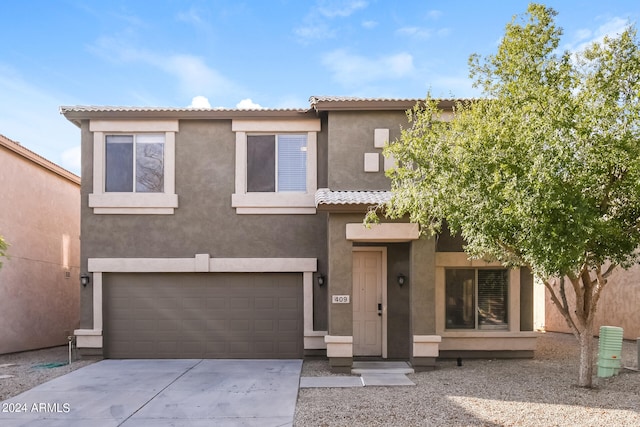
(0, 135), (81, 354)
(545, 265), (640, 340)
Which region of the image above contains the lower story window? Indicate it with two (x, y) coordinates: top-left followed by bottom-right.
(445, 269), (508, 330)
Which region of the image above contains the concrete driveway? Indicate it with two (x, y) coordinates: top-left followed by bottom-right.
(0, 359), (302, 426)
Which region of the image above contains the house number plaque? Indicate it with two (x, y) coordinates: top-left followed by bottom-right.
(332, 295), (350, 304)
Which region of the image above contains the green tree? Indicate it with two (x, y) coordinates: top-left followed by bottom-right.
(371, 4), (640, 387)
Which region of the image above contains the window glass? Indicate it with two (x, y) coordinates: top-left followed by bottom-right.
(247, 135), (276, 192)
(478, 269), (509, 329)
(246, 134), (307, 192)
(105, 135), (134, 192)
(445, 268), (509, 330)
(136, 135), (164, 192)
(105, 134), (164, 193)
(278, 134), (307, 191)
(445, 269), (475, 329)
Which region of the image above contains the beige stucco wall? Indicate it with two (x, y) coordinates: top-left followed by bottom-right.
(0, 139), (80, 354)
(545, 265), (640, 340)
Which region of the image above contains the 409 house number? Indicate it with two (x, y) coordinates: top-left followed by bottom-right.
(332, 295), (350, 304)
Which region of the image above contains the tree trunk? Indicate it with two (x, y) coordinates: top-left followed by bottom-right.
(577, 320), (595, 388)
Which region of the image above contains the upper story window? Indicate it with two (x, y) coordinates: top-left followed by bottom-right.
(105, 134), (164, 193)
(247, 134), (307, 192)
(445, 268), (509, 330)
(232, 119), (320, 214)
(89, 120), (178, 215)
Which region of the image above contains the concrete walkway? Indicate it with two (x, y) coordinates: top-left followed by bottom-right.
(0, 359), (301, 427)
(299, 361), (416, 388)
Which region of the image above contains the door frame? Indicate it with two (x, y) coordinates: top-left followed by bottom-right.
(352, 247), (388, 358)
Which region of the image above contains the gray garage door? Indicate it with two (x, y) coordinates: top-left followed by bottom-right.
(103, 272), (303, 359)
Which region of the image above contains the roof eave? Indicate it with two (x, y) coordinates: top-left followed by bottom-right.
(315, 203), (374, 213)
(59, 107), (316, 127)
(309, 98), (460, 112)
(311, 99), (420, 111)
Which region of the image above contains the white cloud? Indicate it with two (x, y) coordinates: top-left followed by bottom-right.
(397, 26), (433, 39)
(426, 10), (443, 20)
(566, 16), (630, 53)
(294, 22), (336, 41)
(236, 98), (263, 109)
(189, 96), (211, 108)
(317, 0), (367, 18)
(362, 20), (378, 29)
(161, 54), (240, 97)
(61, 145), (82, 173)
(177, 7), (204, 26)
(322, 49), (415, 87)
(294, 0), (368, 43)
(89, 37), (243, 101)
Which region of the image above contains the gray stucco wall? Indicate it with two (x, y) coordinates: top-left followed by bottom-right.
(328, 213), (436, 356)
(327, 111), (407, 190)
(79, 119), (328, 329)
(520, 267), (534, 331)
(410, 235), (437, 335)
(326, 213), (357, 336)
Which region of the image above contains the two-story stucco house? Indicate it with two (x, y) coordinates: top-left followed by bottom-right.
(61, 97), (537, 371)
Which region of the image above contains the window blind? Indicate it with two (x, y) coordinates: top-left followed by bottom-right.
(477, 269), (508, 329)
(277, 134), (307, 192)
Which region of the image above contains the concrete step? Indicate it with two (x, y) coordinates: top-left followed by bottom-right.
(299, 361), (417, 388)
(351, 361), (415, 375)
(299, 373), (414, 388)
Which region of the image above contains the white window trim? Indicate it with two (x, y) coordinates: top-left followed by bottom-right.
(435, 253), (521, 336)
(231, 119), (320, 214)
(89, 120), (179, 214)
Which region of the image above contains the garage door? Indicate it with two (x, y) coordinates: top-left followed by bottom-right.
(103, 273), (303, 359)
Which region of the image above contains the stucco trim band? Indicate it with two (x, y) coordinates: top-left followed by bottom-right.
(325, 335), (354, 358)
(346, 222), (419, 242)
(413, 335), (442, 358)
(74, 329), (102, 348)
(439, 334), (538, 351)
(79, 255), (322, 352)
(88, 256), (317, 273)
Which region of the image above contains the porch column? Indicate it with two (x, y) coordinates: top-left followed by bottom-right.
(410, 235), (439, 371)
(325, 213), (358, 372)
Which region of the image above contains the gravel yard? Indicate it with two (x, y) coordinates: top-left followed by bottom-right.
(1, 332), (638, 426)
(0, 345), (95, 401)
(295, 332), (640, 426)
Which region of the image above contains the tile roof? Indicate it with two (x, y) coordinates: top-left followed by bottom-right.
(308, 96), (470, 112)
(309, 96), (424, 104)
(315, 188), (392, 207)
(60, 105), (314, 127)
(59, 106), (308, 113)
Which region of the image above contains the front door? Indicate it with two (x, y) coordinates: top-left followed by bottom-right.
(352, 250), (383, 356)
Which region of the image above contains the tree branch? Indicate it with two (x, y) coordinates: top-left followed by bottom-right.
(543, 276), (579, 336)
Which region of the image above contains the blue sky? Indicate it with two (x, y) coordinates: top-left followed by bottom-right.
(1, 1), (638, 175)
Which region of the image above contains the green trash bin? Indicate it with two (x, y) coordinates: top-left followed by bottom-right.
(597, 326), (623, 378)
